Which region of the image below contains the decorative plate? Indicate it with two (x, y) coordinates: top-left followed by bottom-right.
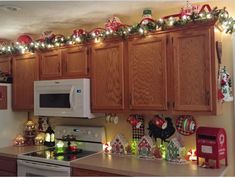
(175, 115), (197, 136)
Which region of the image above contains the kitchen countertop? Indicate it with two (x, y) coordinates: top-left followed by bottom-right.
(71, 153), (229, 176)
(0, 145), (46, 158)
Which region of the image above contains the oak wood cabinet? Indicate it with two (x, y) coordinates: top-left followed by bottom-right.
(128, 35), (168, 111)
(0, 56), (11, 74)
(39, 45), (89, 80)
(40, 50), (62, 79)
(169, 25), (221, 115)
(90, 23), (221, 115)
(12, 54), (39, 111)
(62, 46), (89, 78)
(91, 41), (125, 111)
(72, 167), (123, 177)
(0, 156), (17, 176)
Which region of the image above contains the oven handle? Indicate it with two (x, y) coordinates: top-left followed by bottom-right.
(69, 86), (75, 110)
(18, 160), (70, 172)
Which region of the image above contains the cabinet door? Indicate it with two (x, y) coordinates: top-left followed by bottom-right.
(172, 28), (212, 112)
(62, 46), (89, 78)
(40, 50), (62, 79)
(128, 35), (168, 110)
(12, 54), (39, 111)
(91, 41), (124, 111)
(0, 156), (17, 175)
(0, 56), (11, 74)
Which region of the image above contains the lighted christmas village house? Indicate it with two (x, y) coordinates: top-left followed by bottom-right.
(110, 134), (128, 154)
(138, 135), (154, 158)
(166, 137), (186, 161)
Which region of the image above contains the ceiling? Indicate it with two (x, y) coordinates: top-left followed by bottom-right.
(0, 0), (223, 41)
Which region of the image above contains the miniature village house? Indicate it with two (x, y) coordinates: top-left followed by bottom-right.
(138, 135), (154, 158)
(110, 134), (128, 154)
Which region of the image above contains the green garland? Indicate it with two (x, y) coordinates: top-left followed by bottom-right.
(0, 6), (234, 56)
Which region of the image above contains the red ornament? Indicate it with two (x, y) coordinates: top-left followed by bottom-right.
(89, 28), (105, 37)
(105, 16), (123, 32)
(17, 35), (33, 45)
(73, 29), (87, 37)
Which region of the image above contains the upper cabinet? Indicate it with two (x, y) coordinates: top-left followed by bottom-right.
(0, 56), (11, 74)
(90, 24), (221, 115)
(128, 35), (168, 111)
(91, 41), (125, 111)
(12, 54), (39, 111)
(39, 45), (89, 80)
(40, 50), (62, 79)
(171, 28), (213, 113)
(62, 46), (89, 78)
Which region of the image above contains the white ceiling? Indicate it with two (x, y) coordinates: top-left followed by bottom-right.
(0, 0), (223, 41)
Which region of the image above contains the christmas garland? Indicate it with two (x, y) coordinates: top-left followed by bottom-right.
(0, 6), (234, 56)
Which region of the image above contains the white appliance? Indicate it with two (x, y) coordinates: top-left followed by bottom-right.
(0, 84), (27, 148)
(17, 125), (106, 177)
(34, 79), (95, 118)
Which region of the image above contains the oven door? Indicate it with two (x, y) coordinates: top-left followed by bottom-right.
(17, 160), (70, 177)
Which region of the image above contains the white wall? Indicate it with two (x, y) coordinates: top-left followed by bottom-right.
(0, 84), (27, 148)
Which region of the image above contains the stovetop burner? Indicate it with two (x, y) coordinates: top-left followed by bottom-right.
(24, 148), (96, 162)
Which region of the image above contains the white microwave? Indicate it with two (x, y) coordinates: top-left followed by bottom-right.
(34, 79), (95, 118)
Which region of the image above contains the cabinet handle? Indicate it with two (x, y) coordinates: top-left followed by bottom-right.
(206, 91), (210, 105)
(58, 63), (61, 73)
(167, 101), (170, 108)
(129, 94), (132, 105)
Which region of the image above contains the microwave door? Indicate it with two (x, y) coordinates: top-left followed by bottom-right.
(35, 87), (74, 117)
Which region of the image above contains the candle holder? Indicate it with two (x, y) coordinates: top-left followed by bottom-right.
(34, 133), (44, 145)
(14, 134), (25, 147)
(24, 120), (36, 145)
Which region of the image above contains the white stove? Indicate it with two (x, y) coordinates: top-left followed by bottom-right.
(17, 126), (106, 177)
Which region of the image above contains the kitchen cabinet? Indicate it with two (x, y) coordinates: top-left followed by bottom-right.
(39, 45), (89, 80)
(0, 56), (11, 74)
(62, 46), (89, 78)
(0, 156), (17, 176)
(170, 26), (220, 114)
(91, 41), (125, 111)
(12, 53), (39, 111)
(40, 50), (62, 79)
(128, 35), (168, 111)
(72, 167), (123, 176)
(90, 22), (221, 115)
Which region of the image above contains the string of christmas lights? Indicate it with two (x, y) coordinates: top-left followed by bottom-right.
(0, 6), (234, 56)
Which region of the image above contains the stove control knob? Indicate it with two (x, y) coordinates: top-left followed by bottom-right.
(87, 130), (91, 135)
(94, 133), (99, 138)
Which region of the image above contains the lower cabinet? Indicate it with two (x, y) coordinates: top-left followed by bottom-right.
(72, 168), (123, 177)
(0, 156), (17, 176)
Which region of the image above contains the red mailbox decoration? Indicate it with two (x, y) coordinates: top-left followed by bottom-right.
(196, 127), (227, 168)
